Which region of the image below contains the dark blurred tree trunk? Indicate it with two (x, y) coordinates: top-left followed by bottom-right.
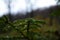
(57, 0), (60, 25)
(58, 16), (60, 24)
(30, 10), (34, 18)
(49, 16), (53, 26)
(8, 13), (13, 21)
(55, 16), (60, 25)
(49, 8), (53, 26)
(8, 0), (13, 22)
(55, 5), (60, 25)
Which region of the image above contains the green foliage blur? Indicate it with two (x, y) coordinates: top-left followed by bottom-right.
(0, 15), (59, 40)
(0, 15), (46, 40)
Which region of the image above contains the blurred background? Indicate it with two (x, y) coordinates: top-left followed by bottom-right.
(0, 0), (60, 40)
